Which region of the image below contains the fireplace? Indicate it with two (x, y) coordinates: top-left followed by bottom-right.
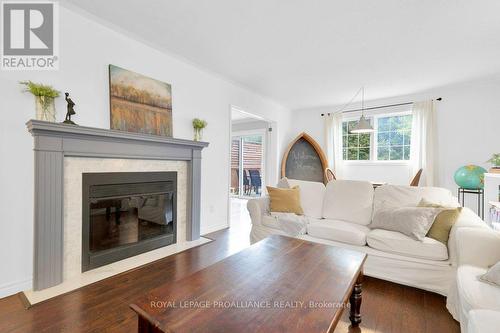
(82, 172), (177, 272)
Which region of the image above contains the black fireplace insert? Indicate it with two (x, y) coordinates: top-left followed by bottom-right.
(82, 172), (177, 272)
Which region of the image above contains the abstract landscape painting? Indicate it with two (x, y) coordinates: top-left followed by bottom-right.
(109, 65), (172, 136)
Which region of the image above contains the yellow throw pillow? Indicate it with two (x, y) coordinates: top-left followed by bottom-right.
(418, 199), (462, 245)
(267, 186), (304, 215)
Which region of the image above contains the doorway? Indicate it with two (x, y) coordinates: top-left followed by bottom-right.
(230, 133), (265, 198)
(229, 106), (272, 230)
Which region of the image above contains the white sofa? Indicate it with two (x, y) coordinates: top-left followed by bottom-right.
(247, 179), (487, 296)
(447, 228), (500, 332)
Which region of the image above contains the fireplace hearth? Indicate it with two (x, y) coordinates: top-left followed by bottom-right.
(82, 172), (177, 271)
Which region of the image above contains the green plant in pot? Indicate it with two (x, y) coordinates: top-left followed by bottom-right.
(20, 81), (60, 122)
(487, 153), (500, 173)
(192, 118), (207, 141)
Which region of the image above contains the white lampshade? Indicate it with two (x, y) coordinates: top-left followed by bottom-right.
(350, 115), (374, 133)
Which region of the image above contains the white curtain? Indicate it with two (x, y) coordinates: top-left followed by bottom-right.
(324, 112), (344, 179)
(410, 100), (437, 186)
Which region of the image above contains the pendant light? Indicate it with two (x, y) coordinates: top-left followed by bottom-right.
(350, 87), (374, 134)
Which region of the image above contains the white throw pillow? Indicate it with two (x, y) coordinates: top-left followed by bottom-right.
(373, 185), (457, 218)
(370, 206), (443, 241)
(479, 262), (500, 287)
(322, 180), (374, 225)
(287, 179), (325, 219)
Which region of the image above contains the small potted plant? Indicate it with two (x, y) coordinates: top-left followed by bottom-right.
(192, 118), (207, 141)
(487, 153), (500, 173)
(20, 81), (60, 122)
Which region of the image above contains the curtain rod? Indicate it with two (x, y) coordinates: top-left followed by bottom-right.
(320, 97), (442, 117)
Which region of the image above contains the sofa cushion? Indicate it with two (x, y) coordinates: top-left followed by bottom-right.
(468, 310), (500, 333)
(307, 218), (370, 246)
(322, 180), (374, 225)
(287, 179), (325, 219)
(267, 186), (304, 215)
(457, 265), (500, 316)
(367, 229), (449, 260)
(373, 185), (457, 217)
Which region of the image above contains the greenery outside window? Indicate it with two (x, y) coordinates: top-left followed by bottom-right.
(342, 120), (371, 160)
(376, 114), (412, 161)
(342, 112), (412, 162)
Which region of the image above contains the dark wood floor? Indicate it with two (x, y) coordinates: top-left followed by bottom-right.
(0, 227), (459, 333)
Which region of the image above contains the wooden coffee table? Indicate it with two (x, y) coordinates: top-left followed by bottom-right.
(130, 235), (366, 333)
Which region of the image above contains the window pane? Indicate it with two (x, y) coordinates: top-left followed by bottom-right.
(404, 146), (411, 160)
(395, 116), (407, 130)
(342, 120), (373, 160)
(347, 148), (358, 160)
(390, 146), (404, 160)
(403, 130), (411, 145)
(359, 133), (370, 147)
(359, 148), (370, 160)
(347, 121), (357, 132)
(347, 134), (359, 146)
(403, 115), (412, 128)
(378, 132), (390, 146)
(378, 117), (390, 131)
(378, 147), (390, 160)
(390, 131), (404, 145)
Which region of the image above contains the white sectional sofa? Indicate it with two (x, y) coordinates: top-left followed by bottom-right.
(247, 179), (488, 296)
(447, 228), (500, 332)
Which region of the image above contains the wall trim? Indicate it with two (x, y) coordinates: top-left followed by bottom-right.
(0, 278), (32, 299)
(201, 222), (229, 236)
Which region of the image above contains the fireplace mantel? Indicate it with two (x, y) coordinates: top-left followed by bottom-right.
(27, 120), (209, 290)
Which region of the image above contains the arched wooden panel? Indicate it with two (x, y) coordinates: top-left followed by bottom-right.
(281, 132), (328, 183)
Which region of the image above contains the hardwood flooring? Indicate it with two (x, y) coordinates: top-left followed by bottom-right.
(0, 226), (459, 333)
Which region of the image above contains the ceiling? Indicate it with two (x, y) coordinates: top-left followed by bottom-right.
(65, 0), (500, 109)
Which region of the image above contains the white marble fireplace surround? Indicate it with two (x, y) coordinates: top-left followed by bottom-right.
(26, 120), (209, 300)
(64, 158), (189, 280)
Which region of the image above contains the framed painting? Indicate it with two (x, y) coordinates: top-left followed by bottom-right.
(109, 64), (172, 137)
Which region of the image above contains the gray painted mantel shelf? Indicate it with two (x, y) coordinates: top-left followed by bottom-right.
(27, 120), (209, 291)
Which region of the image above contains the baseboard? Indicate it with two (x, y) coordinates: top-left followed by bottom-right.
(201, 222), (229, 236)
(0, 278), (32, 299)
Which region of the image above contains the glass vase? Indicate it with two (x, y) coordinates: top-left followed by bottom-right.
(194, 128), (203, 141)
(35, 96), (56, 122)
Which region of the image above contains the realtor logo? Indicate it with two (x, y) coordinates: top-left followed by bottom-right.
(1, 1), (59, 70)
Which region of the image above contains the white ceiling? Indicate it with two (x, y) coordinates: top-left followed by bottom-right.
(65, 0), (500, 109)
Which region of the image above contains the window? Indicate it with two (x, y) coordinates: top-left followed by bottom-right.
(376, 114), (412, 161)
(342, 113), (412, 162)
(342, 120), (371, 160)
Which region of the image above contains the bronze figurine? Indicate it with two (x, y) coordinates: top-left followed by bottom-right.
(63, 92), (77, 125)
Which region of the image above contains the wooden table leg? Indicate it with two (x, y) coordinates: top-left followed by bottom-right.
(349, 270), (363, 327)
(138, 315), (162, 333)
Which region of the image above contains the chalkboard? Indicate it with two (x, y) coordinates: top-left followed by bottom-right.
(281, 133), (327, 183)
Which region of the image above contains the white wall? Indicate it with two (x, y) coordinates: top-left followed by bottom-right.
(0, 6), (291, 297)
(288, 76), (500, 208)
